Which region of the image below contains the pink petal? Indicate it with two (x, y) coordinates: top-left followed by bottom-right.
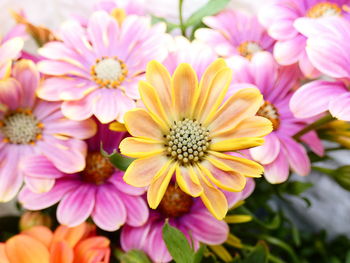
(121, 223), (150, 252)
(38, 138), (87, 174)
(91, 183), (127, 231)
(122, 194), (149, 227)
(264, 150), (289, 184)
(329, 92), (350, 121)
(182, 210), (229, 245)
(298, 51), (320, 78)
(280, 136), (310, 177)
(0, 147), (22, 202)
(24, 176), (55, 193)
(301, 131), (324, 156)
(250, 133), (280, 165)
(61, 93), (94, 121)
(19, 178), (80, 210)
(37, 60), (89, 78)
(273, 35), (306, 65)
(241, 177), (255, 199)
(57, 184), (96, 227)
(110, 173), (146, 196)
(21, 155), (64, 179)
(0, 78), (21, 110)
(0, 37), (23, 64)
(290, 80), (347, 119)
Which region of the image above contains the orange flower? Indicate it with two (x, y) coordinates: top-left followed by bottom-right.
(0, 223), (110, 263)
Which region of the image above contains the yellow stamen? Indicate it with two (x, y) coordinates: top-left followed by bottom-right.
(307, 2), (342, 18)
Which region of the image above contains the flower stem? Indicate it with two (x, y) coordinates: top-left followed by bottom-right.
(292, 114), (335, 140)
(179, 0), (186, 36)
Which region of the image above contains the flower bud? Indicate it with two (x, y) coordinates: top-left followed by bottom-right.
(19, 211), (52, 231)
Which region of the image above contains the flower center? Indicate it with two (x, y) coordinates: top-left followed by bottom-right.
(307, 2), (342, 18)
(257, 101), (280, 130)
(81, 152), (115, 185)
(0, 109), (43, 144)
(158, 184), (193, 218)
(237, 41), (262, 59)
(90, 57), (128, 88)
(165, 118), (210, 165)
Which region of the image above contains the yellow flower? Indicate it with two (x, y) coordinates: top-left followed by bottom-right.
(120, 59), (272, 219)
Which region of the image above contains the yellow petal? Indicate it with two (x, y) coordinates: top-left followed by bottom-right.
(207, 151), (263, 178)
(175, 165), (203, 197)
(146, 60), (173, 118)
(120, 137), (164, 158)
(197, 67), (232, 123)
(6, 235), (50, 263)
(123, 108), (164, 140)
(147, 162), (177, 209)
(210, 137), (265, 152)
(225, 215), (252, 224)
(195, 59), (227, 119)
(196, 167), (228, 220)
(171, 63), (199, 119)
(109, 121), (127, 132)
(199, 161), (246, 192)
(207, 88), (263, 134)
(123, 154), (169, 187)
(139, 81), (170, 131)
(226, 234), (242, 248)
(212, 116), (273, 139)
(210, 245), (233, 263)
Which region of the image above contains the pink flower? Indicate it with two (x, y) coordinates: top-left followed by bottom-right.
(19, 123), (149, 232)
(0, 60), (96, 202)
(37, 11), (168, 123)
(163, 36), (217, 78)
(259, 0), (350, 77)
(94, 0), (146, 15)
(121, 179), (255, 263)
(195, 10), (274, 59)
(0, 33), (24, 79)
(290, 17), (350, 121)
(227, 52), (324, 183)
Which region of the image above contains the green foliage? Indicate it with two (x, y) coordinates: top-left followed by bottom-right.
(115, 249), (152, 263)
(100, 144), (134, 171)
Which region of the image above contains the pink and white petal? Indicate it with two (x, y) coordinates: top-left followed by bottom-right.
(38, 138), (87, 174)
(280, 136), (310, 177)
(273, 36), (306, 65)
(0, 148), (22, 202)
(19, 177), (80, 210)
(0, 37), (23, 63)
(301, 131), (324, 156)
(91, 184), (127, 231)
(145, 222), (172, 263)
(21, 155), (65, 180)
(182, 210), (228, 245)
(329, 92), (350, 121)
(45, 118), (97, 140)
(24, 176), (55, 194)
(110, 173), (145, 196)
(121, 223), (151, 252)
(264, 151), (289, 184)
(298, 51), (320, 78)
(12, 60), (39, 108)
(241, 178), (255, 199)
(250, 133), (280, 165)
(37, 60), (90, 78)
(0, 78), (21, 110)
(57, 184), (96, 227)
(122, 194), (149, 227)
(61, 93), (95, 121)
(290, 80), (347, 119)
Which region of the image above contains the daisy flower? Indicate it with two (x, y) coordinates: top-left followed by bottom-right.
(0, 223), (110, 263)
(119, 59), (272, 219)
(0, 60), (95, 202)
(19, 123), (149, 231)
(227, 52), (324, 183)
(290, 17), (350, 121)
(37, 10), (168, 123)
(121, 179), (255, 263)
(259, 0), (350, 77)
(94, 0), (146, 16)
(195, 10), (275, 59)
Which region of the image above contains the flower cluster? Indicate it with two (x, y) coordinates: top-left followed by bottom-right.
(0, 0), (349, 262)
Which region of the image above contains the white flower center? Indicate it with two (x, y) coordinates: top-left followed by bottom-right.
(307, 2), (342, 18)
(165, 118), (210, 164)
(237, 41), (262, 59)
(0, 111), (42, 144)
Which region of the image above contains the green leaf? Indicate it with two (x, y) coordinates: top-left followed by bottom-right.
(193, 244), (206, 263)
(346, 250), (350, 263)
(100, 144), (134, 171)
(291, 223), (301, 247)
(151, 16), (178, 32)
(118, 249), (152, 263)
(162, 222), (194, 263)
(281, 181), (313, 195)
(185, 0), (230, 27)
(260, 235), (299, 263)
(243, 243), (268, 263)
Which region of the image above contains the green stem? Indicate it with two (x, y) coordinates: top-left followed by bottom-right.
(292, 114), (334, 140)
(179, 0), (186, 36)
(241, 245), (286, 263)
(312, 166), (334, 175)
